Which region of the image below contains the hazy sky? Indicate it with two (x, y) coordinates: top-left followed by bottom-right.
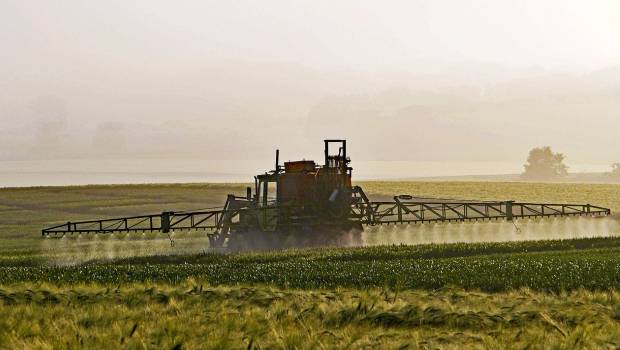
(3, 0), (620, 70)
(1, 0), (620, 172)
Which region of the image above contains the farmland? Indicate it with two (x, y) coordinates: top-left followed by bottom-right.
(2, 181), (620, 265)
(1, 182), (620, 348)
(2, 283), (620, 349)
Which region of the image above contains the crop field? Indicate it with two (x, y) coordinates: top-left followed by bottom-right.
(2, 283), (620, 349)
(1, 181), (620, 348)
(2, 181), (620, 265)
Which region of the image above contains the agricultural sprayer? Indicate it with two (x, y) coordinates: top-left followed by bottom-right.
(42, 140), (611, 249)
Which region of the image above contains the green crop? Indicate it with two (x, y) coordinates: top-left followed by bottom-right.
(1, 283), (619, 349)
(2, 182), (620, 348)
(0, 241), (618, 292)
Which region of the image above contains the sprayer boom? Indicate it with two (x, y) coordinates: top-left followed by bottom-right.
(356, 198), (609, 226)
(42, 198), (609, 236)
(41, 140), (612, 248)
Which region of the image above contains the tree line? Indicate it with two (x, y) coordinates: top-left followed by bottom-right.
(521, 147), (618, 180)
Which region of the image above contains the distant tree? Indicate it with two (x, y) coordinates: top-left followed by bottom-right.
(522, 147), (568, 180)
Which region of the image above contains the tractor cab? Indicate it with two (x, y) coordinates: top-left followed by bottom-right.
(255, 140), (351, 206)
(252, 140), (354, 229)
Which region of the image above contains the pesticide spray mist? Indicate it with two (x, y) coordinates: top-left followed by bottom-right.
(40, 216), (620, 265)
(362, 216), (620, 246)
(40, 231), (213, 266)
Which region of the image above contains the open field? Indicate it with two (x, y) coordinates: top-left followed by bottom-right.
(2, 181), (620, 264)
(1, 182), (620, 348)
(408, 172), (620, 184)
(1, 239), (620, 348)
(2, 239), (620, 292)
(1, 283), (619, 349)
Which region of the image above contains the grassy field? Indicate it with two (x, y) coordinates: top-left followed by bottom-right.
(1, 283), (619, 349)
(1, 181), (620, 348)
(1, 181), (620, 263)
(2, 239), (620, 292)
